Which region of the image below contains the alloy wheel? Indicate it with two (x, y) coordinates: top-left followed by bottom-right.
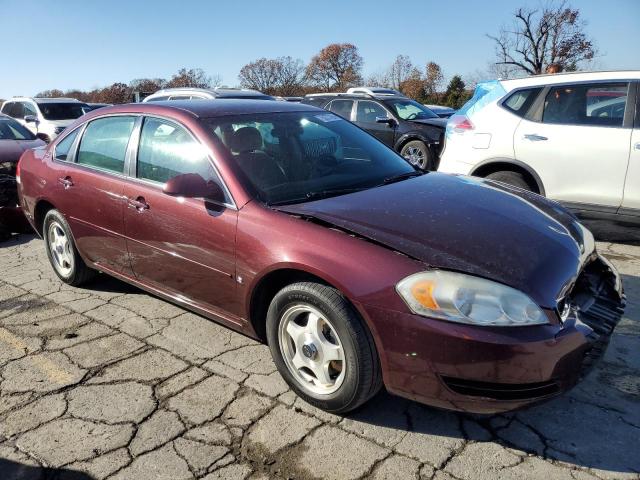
(48, 221), (74, 277)
(403, 146), (427, 169)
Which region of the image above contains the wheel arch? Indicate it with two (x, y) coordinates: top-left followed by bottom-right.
(470, 158), (546, 195)
(394, 132), (435, 152)
(33, 198), (57, 237)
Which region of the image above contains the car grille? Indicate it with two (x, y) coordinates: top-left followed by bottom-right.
(562, 256), (626, 377)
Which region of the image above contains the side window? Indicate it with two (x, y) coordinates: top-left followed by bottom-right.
(502, 88), (541, 117)
(8, 103), (24, 119)
(355, 100), (389, 123)
(76, 116), (135, 173)
(137, 117), (225, 196)
(327, 100), (354, 119)
(168, 95), (191, 100)
(0, 102), (11, 115)
(54, 128), (81, 162)
(22, 102), (37, 117)
(542, 83), (629, 127)
(146, 96), (169, 102)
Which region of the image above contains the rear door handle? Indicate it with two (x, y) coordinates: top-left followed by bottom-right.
(127, 196), (149, 212)
(635, 142), (640, 150)
(58, 176), (73, 189)
(523, 134), (548, 142)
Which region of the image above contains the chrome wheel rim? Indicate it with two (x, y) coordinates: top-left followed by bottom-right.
(47, 221), (74, 277)
(278, 304), (346, 395)
(403, 146), (427, 169)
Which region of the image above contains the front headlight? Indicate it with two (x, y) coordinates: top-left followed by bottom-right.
(396, 270), (547, 327)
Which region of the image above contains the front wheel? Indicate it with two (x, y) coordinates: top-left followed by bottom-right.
(43, 209), (95, 286)
(400, 140), (433, 171)
(266, 282), (382, 414)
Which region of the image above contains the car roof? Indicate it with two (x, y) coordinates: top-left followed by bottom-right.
(304, 93), (409, 101)
(148, 87), (270, 97)
(6, 97), (84, 104)
(90, 99), (320, 119)
(500, 70), (640, 90)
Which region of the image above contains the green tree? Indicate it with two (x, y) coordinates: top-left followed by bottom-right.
(444, 75), (467, 108)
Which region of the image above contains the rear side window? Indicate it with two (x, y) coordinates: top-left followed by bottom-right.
(355, 101), (389, 122)
(502, 88), (541, 117)
(327, 99), (354, 119)
(542, 83), (629, 127)
(146, 96), (169, 102)
(54, 128), (81, 161)
(168, 95), (191, 100)
(136, 117), (224, 194)
(76, 116), (135, 173)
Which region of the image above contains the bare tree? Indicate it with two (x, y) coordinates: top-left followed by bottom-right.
(277, 56), (306, 96)
(306, 43), (363, 91)
(35, 89), (65, 98)
(166, 68), (218, 89)
(238, 56), (306, 96)
(424, 62), (444, 97)
(488, 1), (596, 75)
(388, 55), (414, 90)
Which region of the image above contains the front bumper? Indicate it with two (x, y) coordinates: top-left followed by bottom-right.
(364, 256), (624, 414)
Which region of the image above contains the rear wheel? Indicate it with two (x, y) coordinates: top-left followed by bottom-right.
(266, 282), (382, 413)
(43, 209), (95, 286)
(485, 171), (533, 192)
(400, 140), (433, 171)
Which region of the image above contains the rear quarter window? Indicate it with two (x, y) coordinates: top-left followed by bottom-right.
(501, 88), (542, 117)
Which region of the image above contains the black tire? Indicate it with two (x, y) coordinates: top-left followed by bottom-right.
(43, 209), (95, 286)
(400, 140), (433, 171)
(485, 171), (533, 192)
(266, 282), (382, 414)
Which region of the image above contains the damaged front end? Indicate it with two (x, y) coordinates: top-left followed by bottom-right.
(0, 160), (28, 237)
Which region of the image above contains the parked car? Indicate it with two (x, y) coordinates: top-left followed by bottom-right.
(302, 92), (446, 170)
(142, 87), (274, 102)
(425, 104), (456, 118)
(1, 97), (89, 142)
(438, 70), (640, 225)
(18, 100), (624, 414)
(0, 114), (45, 239)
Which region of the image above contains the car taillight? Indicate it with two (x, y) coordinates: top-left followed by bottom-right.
(449, 115), (474, 132)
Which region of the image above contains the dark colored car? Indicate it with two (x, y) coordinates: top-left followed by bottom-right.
(302, 93), (446, 170)
(0, 114), (45, 239)
(17, 100), (624, 414)
(425, 104), (456, 118)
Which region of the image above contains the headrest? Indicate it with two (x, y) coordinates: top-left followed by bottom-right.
(228, 127), (262, 153)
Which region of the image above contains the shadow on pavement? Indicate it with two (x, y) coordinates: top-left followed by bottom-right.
(0, 232), (36, 248)
(0, 458), (94, 480)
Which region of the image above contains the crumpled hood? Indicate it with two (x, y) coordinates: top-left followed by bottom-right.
(276, 173), (594, 308)
(409, 117), (448, 129)
(0, 139), (46, 164)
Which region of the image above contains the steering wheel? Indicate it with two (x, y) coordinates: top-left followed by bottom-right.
(405, 112), (418, 120)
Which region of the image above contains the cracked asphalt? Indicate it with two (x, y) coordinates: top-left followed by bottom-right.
(0, 234), (639, 480)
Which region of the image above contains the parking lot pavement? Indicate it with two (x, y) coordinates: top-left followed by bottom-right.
(0, 235), (638, 480)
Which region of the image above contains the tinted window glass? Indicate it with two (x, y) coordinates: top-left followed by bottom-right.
(503, 88), (541, 116)
(39, 103), (87, 121)
(77, 116), (135, 173)
(543, 83), (628, 127)
(204, 111), (415, 206)
(22, 102), (37, 117)
(146, 96), (169, 102)
(168, 95), (191, 100)
(54, 128), (81, 161)
(355, 101), (389, 122)
(327, 100), (353, 119)
(6, 103), (23, 119)
(0, 103), (10, 114)
(387, 99), (438, 120)
(0, 118), (36, 140)
(137, 118), (224, 195)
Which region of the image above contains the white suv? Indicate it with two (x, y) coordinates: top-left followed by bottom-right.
(438, 71), (639, 223)
(0, 97), (88, 142)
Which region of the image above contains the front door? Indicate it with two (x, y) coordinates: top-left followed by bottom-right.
(354, 100), (396, 147)
(51, 116), (136, 275)
(514, 81), (632, 209)
(122, 116), (239, 317)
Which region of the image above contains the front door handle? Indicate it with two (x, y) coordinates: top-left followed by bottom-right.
(634, 142), (640, 151)
(127, 196), (149, 212)
(58, 176), (73, 189)
(523, 134), (548, 142)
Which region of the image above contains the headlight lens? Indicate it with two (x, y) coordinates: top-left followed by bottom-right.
(396, 270), (547, 327)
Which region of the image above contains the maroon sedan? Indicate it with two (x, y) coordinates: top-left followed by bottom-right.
(0, 114), (45, 239)
(17, 100), (624, 414)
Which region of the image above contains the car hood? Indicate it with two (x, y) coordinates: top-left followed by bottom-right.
(276, 173), (594, 308)
(0, 139), (46, 165)
(409, 117), (448, 129)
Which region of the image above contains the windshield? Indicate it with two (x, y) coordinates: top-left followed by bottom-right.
(387, 99), (438, 120)
(0, 117), (36, 140)
(38, 103), (87, 120)
(204, 111), (416, 205)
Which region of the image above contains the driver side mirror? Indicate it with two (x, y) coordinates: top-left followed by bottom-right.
(163, 173), (226, 202)
(24, 115), (39, 124)
(376, 117), (397, 127)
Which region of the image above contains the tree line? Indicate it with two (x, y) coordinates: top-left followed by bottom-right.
(25, 1), (593, 109)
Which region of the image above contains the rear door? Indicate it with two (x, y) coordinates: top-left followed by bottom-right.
(50, 115), (136, 275)
(122, 116), (239, 317)
(326, 99), (354, 120)
(513, 81), (632, 209)
(621, 81), (640, 214)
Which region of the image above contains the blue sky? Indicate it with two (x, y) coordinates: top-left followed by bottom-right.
(0, 0), (638, 98)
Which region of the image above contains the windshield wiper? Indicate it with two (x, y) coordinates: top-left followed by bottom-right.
(268, 187), (365, 207)
(381, 170), (425, 185)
